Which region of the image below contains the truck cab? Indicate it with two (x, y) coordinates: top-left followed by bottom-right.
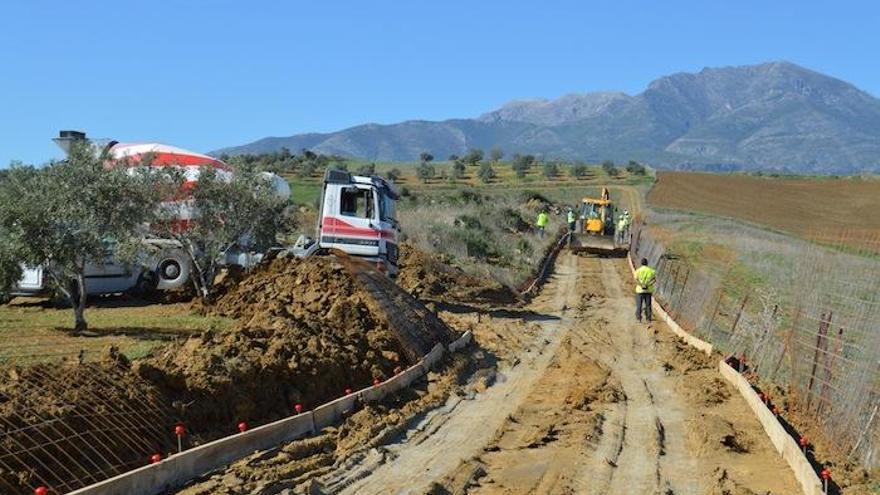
(313, 170), (400, 275)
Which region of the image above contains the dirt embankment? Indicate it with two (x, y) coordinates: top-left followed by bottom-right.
(397, 243), (519, 306)
(138, 256), (454, 438)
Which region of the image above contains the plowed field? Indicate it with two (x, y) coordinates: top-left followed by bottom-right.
(648, 172), (880, 247)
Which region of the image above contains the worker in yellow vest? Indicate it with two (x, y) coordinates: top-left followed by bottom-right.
(616, 216), (628, 244)
(566, 208), (576, 232)
(634, 258), (656, 322)
(536, 209), (549, 238)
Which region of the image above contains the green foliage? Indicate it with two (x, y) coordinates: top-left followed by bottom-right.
(543, 161), (559, 179)
(386, 167), (402, 182)
(511, 153), (535, 178)
(356, 162), (376, 176)
(462, 148), (484, 166)
(570, 162), (589, 179)
(490, 148), (504, 162)
(0, 141), (160, 330)
(330, 161), (348, 172)
(416, 162), (435, 183)
(152, 167), (287, 302)
(626, 160), (646, 175)
(451, 160), (466, 180)
(419, 152), (434, 163)
(602, 160), (618, 177)
(0, 240), (22, 302)
(227, 148), (339, 177)
(478, 162), (496, 183)
(452, 189), (483, 205)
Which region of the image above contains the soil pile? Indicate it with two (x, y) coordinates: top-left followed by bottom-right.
(137, 255), (455, 438)
(397, 243), (518, 305)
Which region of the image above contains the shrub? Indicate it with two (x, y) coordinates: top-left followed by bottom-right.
(478, 162), (496, 183)
(626, 160), (646, 175)
(570, 162), (589, 179)
(602, 160), (618, 177)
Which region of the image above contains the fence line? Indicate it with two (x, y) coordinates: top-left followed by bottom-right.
(629, 222), (880, 469)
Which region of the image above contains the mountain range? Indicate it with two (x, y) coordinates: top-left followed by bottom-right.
(213, 62), (880, 173)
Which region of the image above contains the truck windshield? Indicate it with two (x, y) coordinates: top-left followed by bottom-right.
(378, 192), (397, 223)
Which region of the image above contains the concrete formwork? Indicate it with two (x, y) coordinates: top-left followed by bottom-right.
(719, 362), (823, 495)
(67, 412), (315, 495)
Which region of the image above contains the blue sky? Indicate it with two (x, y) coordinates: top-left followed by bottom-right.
(1, 0), (878, 166)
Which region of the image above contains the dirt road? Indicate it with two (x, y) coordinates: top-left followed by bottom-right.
(175, 253), (802, 495)
(300, 254), (799, 495)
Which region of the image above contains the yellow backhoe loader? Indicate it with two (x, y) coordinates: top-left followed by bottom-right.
(570, 187), (628, 255)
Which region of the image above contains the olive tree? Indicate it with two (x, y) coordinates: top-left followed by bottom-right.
(152, 167), (287, 302)
(0, 142), (159, 332)
(0, 239), (22, 303)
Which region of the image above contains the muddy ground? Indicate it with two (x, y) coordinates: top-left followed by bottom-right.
(172, 254), (808, 495)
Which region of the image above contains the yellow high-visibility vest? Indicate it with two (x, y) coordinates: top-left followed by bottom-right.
(634, 265), (656, 294)
(536, 212), (549, 227)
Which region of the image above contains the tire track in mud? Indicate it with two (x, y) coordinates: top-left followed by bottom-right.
(575, 257), (700, 495)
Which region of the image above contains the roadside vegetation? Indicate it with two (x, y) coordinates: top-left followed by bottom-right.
(399, 189), (561, 288)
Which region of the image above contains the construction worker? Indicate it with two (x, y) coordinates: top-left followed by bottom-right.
(616, 215), (627, 244)
(619, 210), (631, 244)
(536, 209), (549, 238)
(634, 258), (656, 322)
(567, 207), (576, 232)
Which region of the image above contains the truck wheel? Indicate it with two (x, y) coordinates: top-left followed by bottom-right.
(130, 270), (159, 297)
(155, 250), (192, 291)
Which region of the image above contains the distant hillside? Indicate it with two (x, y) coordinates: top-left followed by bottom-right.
(214, 62), (880, 173)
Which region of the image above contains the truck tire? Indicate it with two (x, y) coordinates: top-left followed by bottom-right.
(155, 250), (192, 291)
(129, 270), (159, 298)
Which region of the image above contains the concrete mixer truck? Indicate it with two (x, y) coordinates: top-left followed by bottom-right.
(9, 131), (400, 299)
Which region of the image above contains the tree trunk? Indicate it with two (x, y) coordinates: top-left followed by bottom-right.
(73, 273), (88, 333)
(184, 242), (212, 304)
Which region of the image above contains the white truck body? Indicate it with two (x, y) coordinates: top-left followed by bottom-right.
(7, 133), (399, 299)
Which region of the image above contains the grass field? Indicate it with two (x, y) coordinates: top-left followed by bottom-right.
(0, 298), (234, 363)
(648, 172), (880, 249)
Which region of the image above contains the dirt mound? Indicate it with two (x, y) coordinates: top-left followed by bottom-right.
(397, 243), (518, 305)
(138, 255), (455, 438)
(705, 468), (759, 495)
(686, 413), (752, 456)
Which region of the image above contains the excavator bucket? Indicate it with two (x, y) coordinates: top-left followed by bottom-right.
(569, 233), (627, 256)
